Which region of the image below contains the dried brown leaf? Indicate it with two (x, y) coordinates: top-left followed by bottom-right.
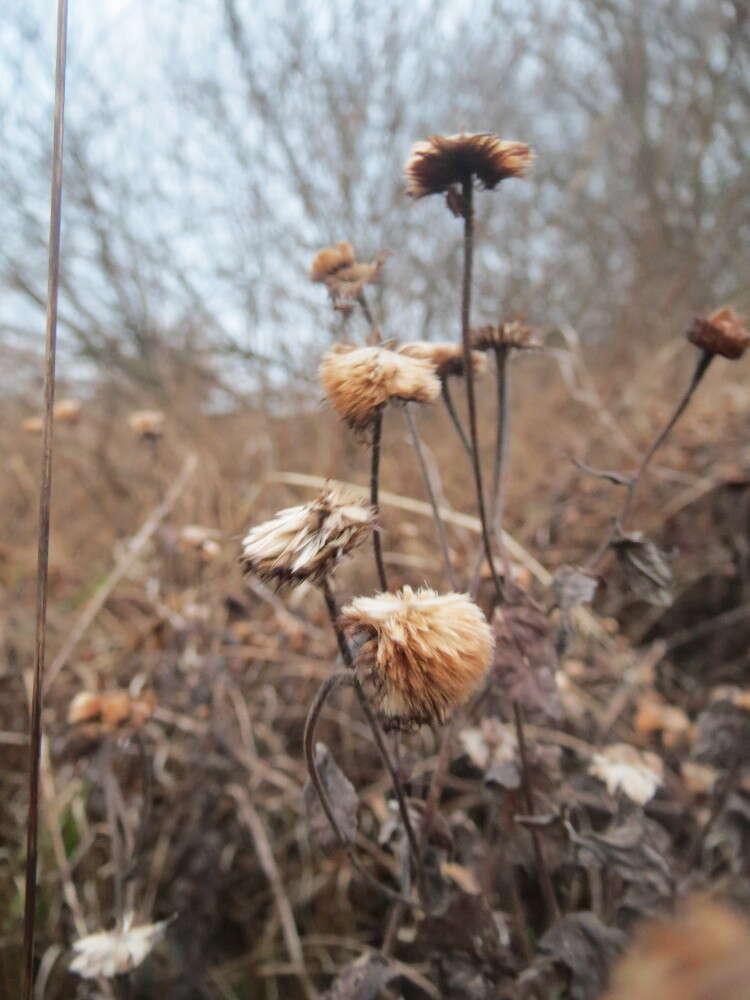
(489, 599), (562, 723)
(323, 953), (396, 1000)
(692, 700), (750, 769)
(612, 531), (673, 607)
(304, 742), (358, 851)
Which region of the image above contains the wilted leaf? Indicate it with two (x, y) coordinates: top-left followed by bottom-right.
(489, 598), (562, 723)
(612, 531), (673, 607)
(553, 565), (599, 652)
(304, 742), (358, 851)
(519, 912), (626, 1000)
(324, 953), (396, 1000)
(415, 889), (508, 968)
(692, 700), (750, 769)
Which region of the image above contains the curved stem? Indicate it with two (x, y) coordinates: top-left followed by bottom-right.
(303, 672), (417, 907)
(370, 408), (389, 590)
(402, 403), (458, 589)
(460, 176), (503, 604)
(440, 377), (472, 458)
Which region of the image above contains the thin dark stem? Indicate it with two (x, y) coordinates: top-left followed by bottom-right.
(357, 290), (381, 343)
(460, 176), (503, 603)
(23, 1), (68, 995)
(588, 349), (714, 569)
(402, 403), (458, 589)
(370, 408), (388, 590)
(491, 344), (512, 579)
(303, 672), (416, 907)
(318, 579), (424, 889)
(440, 377), (472, 458)
(513, 702), (560, 924)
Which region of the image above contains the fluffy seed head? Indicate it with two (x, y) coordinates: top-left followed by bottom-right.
(240, 486), (376, 588)
(589, 743), (663, 805)
(471, 321), (540, 352)
(405, 133), (533, 199)
(70, 912), (172, 980)
(310, 241), (355, 283)
(397, 341), (486, 379)
(340, 586), (494, 731)
(319, 344), (440, 431)
(687, 306), (750, 360)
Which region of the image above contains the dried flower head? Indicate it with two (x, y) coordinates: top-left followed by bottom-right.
(240, 486), (375, 588)
(470, 320), (540, 352)
(589, 743), (663, 805)
(687, 306), (750, 360)
(128, 409), (165, 439)
(397, 341), (486, 379)
(604, 898), (750, 1000)
(70, 912), (172, 980)
(405, 133), (533, 199)
(310, 242), (386, 314)
(310, 241), (355, 283)
(339, 586), (494, 731)
(21, 415), (44, 434)
(54, 398), (83, 424)
(319, 344), (440, 431)
(68, 689), (156, 733)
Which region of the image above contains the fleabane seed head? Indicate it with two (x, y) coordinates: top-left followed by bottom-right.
(319, 344), (440, 431)
(240, 486), (375, 588)
(309, 241), (355, 283)
(405, 133), (533, 199)
(687, 306), (750, 360)
(397, 341), (486, 379)
(340, 586), (494, 731)
(70, 912), (172, 980)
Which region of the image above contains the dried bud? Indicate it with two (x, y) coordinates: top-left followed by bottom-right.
(240, 486), (375, 588)
(687, 307), (750, 360)
(397, 341), (486, 379)
(128, 410), (165, 439)
(340, 586), (494, 731)
(405, 133), (533, 199)
(589, 743), (663, 805)
(470, 321), (540, 352)
(319, 344), (440, 432)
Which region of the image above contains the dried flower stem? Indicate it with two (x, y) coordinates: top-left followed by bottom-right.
(513, 701), (560, 923)
(440, 378), (472, 458)
(402, 403), (458, 588)
(460, 176), (502, 603)
(23, 2), (68, 995)
(370, 408), (389, 590)
(491, 344), (513, 578)
(303, 671), (417, 907)
(588, 349), (714, 569)
(318, 579), (424, 891)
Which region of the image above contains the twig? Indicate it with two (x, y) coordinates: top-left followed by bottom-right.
(402, 403), (457, 589)
(370, 409), (389, 590)
(459, 176), (502, 603)
(23, 1), (69, 993)
(440, 377), (472, 458)
(230, 784), (319, 1000)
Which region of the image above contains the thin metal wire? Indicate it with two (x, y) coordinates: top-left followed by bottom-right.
(22, 1), (69, 995)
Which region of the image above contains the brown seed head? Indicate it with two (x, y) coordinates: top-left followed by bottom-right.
(604, 898), (750, 1000)
(54, 398), (83, 424)
(470, 320), (540, 352)
(340, 586), (494, 731)
(240, 486), (376, 588)
(405, 133), (533, 199)
(309, 241), (355, 283)
(319, 344), (440, 431)
(68, 689), (156, 734)
(687, 306), (750, 360)
(397, 341), (486, 379)
(22, 416), (44, 434)
(128, 409), (165, 439)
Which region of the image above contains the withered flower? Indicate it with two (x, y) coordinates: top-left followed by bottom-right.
(54, 398), (83, 424)
(310, 241), (386, 314)
(21, 416), (44, 434)
(310, 241), (356, 283)
(70, 912), (172, 980)
(319, 344), (440, 431)
(405, 133), (533, 199)
(687, 306), (750, 360)
(68, 690), (156, 734)
(589, 743), (663, 806)
(128, 409), (165, 439)
(397, 341), (486, 379)
(471, 320), (540, 352)
(339, 586), (494, 731)
(240, 486), (375, 588)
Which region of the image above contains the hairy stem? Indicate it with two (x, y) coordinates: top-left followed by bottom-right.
(588, 349), (714, 569)
(460, 175), (503, 603)
(440, 377), (472, 458)
(23, 2), (68, 995)
(370, 408), (389, 590)
(403, 403), (458, 588)
(513, 701), (560, 923)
